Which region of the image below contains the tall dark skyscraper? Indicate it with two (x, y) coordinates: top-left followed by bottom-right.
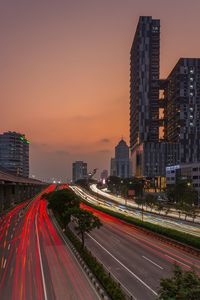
(130, 16), (161, 176)
(130, 16), (200, 182)
(130, 16), (160, 151)
(0, 131), (29, 177)
(130, 17), (179, 179)
(165, 58), (200, 163)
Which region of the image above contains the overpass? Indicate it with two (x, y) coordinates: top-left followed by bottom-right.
(0, 168), (46, 211)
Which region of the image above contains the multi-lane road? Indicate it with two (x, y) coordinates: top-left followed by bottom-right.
(0, 185), (99, 300)
(72, 185), (200, 237)
(78, 202), (200, 300)
(1, 183), (200, 300)
(71, 185), (200, 299)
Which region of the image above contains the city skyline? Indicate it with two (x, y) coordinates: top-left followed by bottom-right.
(1, 0), (200, 180)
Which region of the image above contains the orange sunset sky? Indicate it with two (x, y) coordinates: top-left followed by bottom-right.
(1, 0), (200, 181)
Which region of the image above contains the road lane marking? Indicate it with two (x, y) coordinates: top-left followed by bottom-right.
(3, 240), (6, 248)
(165, 255), (191, 269)
(142, 256), (163, 270)
(35, 214), (48, 300)
(51, 216), (101, 300)
(8, 243), (10, 250)
(3, 258), (7, 269)
(11, 234), (13, 239)
(88, 234), (158, 296)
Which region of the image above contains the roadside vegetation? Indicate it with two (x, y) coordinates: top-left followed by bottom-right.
(80, 199), (200, 250)
(96, 176), (199, 223)
(42, 188), (126, 300)
(158, 264), (200, 299)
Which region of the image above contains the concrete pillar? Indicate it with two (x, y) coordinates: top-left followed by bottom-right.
(14, 185), (22, 204)
(22, 185), (27, 200)
(4, 185), (13, 209)
(17, 185), (23, 202)
(26, 185), (31, 199)
(19, 185), (26, 201)
(0, 185), (4, 212)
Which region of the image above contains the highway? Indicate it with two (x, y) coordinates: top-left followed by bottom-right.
(72, 202), (200, 300)
(0, 185), (99, 300)
(90, 184), (200, 222)
(71, 185), (200, 237)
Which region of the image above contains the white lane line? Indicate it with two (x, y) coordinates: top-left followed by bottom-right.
(11, 234), (13, 239)
(3, 259), (7, 269)
(165, 255), (191, 269)
(35, 214), (48, 300)
(51, 217), (101, 300)
(8, 244), (10, 250)
(88, 234), (158, 296)
(142, 256), (163, 270)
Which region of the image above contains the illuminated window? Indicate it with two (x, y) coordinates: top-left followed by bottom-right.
(159, 126), (164, 139)
(159, 89), (164, 100)
(159, 108), (164, 119)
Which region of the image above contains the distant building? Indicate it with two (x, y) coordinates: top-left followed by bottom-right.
(100, 170), (108, 182)
(110, 139), (132, 178)
(72, 161), (87, 183)
(0, 131), (29, 177)
(164, 58), (200, 164)
(166, 163), (200, 205)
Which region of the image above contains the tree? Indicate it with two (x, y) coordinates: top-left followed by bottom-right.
(135, 197), (144, 221)
(145, 194), (157, 212)
(167, 179), (198, 220)
(71, 208), (102, 248)
(123, 177), (144, 197)
(107, 176), (122, 194)
(164, 205), (171, 216)
(158, 264), (200, 300)
(43, 189), (80, 225)
(155, 201), (164, 215)
(189, 206), (199, 223)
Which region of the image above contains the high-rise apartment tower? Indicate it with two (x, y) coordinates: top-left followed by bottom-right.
(0, 131), (29, 177)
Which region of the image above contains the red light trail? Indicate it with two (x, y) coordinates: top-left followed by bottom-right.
(0, 186), (99, 299)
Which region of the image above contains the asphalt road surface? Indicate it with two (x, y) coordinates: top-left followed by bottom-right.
(71, 185), (200, 237)
(75, 203), (200, 300)
(0, 185), (99, 300)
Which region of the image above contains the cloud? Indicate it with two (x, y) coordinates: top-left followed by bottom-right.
(31, 143), (48, 149)
(69, 115), (94, 122)
(97, 149), (111, 154)
(54, 150), (70, 156)
(99, 138), (110, 143)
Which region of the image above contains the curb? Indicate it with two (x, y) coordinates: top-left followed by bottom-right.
(49, 210), (110, 300)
